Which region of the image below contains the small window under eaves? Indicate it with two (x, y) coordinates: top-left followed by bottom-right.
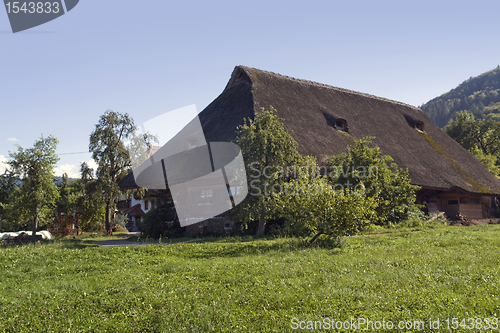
(415, 121), (424, 132)
(336, 119), (348, 132)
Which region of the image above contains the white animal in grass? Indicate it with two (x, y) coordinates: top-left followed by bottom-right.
(0, 230), (53, 241)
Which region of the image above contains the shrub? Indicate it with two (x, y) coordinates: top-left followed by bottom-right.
(327, 137), (421, 225)
(274, 156), (377, 243)
(141, 193), (183, 238)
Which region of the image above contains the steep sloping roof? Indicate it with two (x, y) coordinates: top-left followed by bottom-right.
(118, 66), (500, 194)
(122, 204), (144, 217)
(194, 65), (500, 194)
(118, 171), (137, 189)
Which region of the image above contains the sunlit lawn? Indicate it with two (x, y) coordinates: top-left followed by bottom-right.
(1, 223), (500, 332)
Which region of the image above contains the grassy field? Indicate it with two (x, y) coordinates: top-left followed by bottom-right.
(1, 223), (500, 332)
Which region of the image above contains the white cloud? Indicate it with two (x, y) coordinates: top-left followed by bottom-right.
(81, 159), (98, 173)
(7, 137), (18, 142)
(0, 155), (9, 174)
(0, 156), (99, 179)
(54, 159), (98, 179)
(54, 164), (81, 178)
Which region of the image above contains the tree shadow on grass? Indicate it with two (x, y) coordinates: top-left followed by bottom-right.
(1, 239), (99, 249)
(155, 236), (344, 259)
(47, 239), (101, 249)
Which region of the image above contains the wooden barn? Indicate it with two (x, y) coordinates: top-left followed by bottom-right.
(119, 66), (500, 222)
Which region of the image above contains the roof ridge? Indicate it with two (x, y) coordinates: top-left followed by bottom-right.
(237, 65), (423, 112)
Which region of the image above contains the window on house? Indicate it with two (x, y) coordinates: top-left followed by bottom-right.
(144, 200), (149, 210)
(201, 190), (213, 198)
(336, 119), (348, 132)
(229, 187), (243, 196)
(448, 200), (458, 205)
(415, 121), (424, 131)
(199, 189), (214, 205)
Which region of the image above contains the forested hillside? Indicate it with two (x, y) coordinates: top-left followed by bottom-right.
(420, 66), (500, 128)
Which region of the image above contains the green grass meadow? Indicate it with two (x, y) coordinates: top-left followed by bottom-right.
(1, 224), (500, 332)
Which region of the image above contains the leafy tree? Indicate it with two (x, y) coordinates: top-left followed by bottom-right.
(275, 156), (377, 243)
(89, 110), (136, 234)
(486, 113), (500, 122)
(54, 173), (78, 233)
(445, 111), (500, 178)
(0, 170), (20, 231)
(7, 135), (60, 240)
(54, 170), (105, 234)
(74, 162), (106, 231)
(56, 173), (74, 216)
(469, 148), (500, 178)
(444, 111), (477, 151)
(232, 107), (302, 236)
(89, 111), (156, 234)
(327, 137), (420, 225)
(445, 111), (500, 155)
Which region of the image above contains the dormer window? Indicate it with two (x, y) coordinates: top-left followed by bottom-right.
(415, 121), (424, 132)
(336, 119), (348, 132)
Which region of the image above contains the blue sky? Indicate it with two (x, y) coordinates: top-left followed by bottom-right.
(1, 0), (499, 177)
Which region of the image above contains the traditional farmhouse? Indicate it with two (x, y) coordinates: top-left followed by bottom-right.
(116, 193), (153, 231)
(119, 66), (500, 224)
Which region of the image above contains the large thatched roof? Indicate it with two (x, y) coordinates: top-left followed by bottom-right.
(119, 65), (500, 195)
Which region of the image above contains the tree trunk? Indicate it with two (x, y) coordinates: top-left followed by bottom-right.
(257, 199), (268, 236)
(76, 214), (79, 236)
(257, 216), (266, 236)
(309, 230), (324, 244)
(32, 189), (38, 242)
(105, 201), (112, 235)
(32, 213), (39, 242)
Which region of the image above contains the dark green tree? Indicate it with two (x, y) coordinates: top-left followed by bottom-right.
(8, 135), (60, 240)
(0, 170), (20, 231)
(141, 191), (180, 238)
(74, 162), (106, 231)
(56, 173), (74, 216)
(445, 111), (500, 178)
